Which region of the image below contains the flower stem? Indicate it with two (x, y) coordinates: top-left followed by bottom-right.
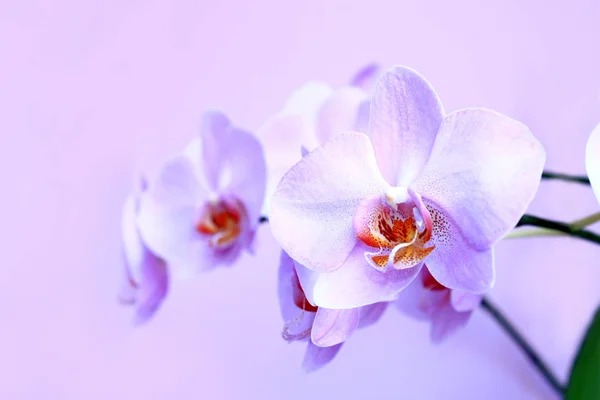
(506, 211), (600, 240)
(570, 211), (600, 230)
(542, 171), (590, 185)
(480, 297), (564, 395)
(504, 228), (566, 239)
(516, 214), (600, 245)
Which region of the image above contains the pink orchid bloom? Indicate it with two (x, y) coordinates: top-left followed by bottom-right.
(270, 65), (545, 311)
(119, 176), (169, 325)
(278, 251), (387, 372)
(396, 267), (481, 342)
(586, 123), (600, 204)
(258, 64), (379, 211)
(136, 111), (267, 276)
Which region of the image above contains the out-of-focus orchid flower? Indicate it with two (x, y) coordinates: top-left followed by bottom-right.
(278, 251), (387, 372)
(586, 123), (600, 204)
(270, 65), (545, 310)
(396, 267), (481, 342)
(119, 176), (169, 325)
(258, 64), (380, 212)
(136, 111), (267, 276)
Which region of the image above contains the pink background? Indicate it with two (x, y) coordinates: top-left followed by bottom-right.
(2, 0), (600, 398)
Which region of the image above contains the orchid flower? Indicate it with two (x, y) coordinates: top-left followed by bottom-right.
(258, 64), (379, 212)
(396, 267), (481, 342)
(136, 111), (267, 276)
(119, 176), (169, 324)
(270, 65), (545, 312)
(278, 251), (387, 372)
(586, 123), (600, 204)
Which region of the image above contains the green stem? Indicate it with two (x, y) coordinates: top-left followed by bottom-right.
(570, 211), (600, 231)
(516, 215), (600, 245)
(506, 211), (600, 240)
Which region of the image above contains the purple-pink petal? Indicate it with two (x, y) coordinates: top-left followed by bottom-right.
(295, 243), (423, 309)
(430, 302), (473, 343)
(412, 108), (545, 249)
(136, 156), (210, 276)
(270, 132), (389, 272)
(369, 66), (444, 187)
(423, 200), (494, 293)
(315, 86), (367, 145)
(450, 290), (483, 312)
(357, 301), (388, 329)
(303, 341), (343, 373)
(120, 181), (169, 325)
(311, 307), (360, 347)
(197, 111), (232, 192)
(350, 63), (380, 90)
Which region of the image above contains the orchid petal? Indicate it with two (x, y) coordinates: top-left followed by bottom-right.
(282, 81), (334, 122)
(137, 156), (210, 276)
(413, 108), (545, 249)
(257, 114), (313, 213)
(450, 290), (483, 312)
(357, 302), (388, 329)
(295, 243), (423, 309)
(430, 303), (473, 343)
(311, 307), (360, 347)
(424, 200), (495, 293)
(270, 132), (389, 272)
(315, 86), (367, 144)
(369, 66), (444, 187)
(303, 342), (343, 373)
(350, 63), (380, 90)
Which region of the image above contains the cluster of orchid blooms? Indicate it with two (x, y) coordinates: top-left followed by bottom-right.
(118, 64), (600, 376)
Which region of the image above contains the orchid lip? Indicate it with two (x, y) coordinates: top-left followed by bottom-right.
(195, 196), (247, 249)
(354, 191), (435, 271)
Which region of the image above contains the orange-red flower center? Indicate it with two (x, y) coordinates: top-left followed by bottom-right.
(196, 198), (245, 248)
(355, 198), (435, 269)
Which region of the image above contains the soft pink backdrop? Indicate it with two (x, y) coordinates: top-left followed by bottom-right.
(2, 0), (600, 398)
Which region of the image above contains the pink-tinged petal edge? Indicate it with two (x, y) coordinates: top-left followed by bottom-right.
(413, 108), (545, 250)
(586, 123), (600, 205)
(303, 342), (343, 373)
(311, 307), (360, 347)
(295, 243), (423, 309)
(369, 65), (444, 187)
(270, 132), (389, 272)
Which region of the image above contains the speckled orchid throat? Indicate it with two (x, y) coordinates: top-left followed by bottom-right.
(354, 187), (437, 271)
(196, 197), (247, 249)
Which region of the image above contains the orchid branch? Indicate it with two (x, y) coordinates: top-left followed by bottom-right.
(506, 211), (600, 240)
(542, 171), (590, 185)
(516, 215), (600, 245)
(480, 297), (565, 395)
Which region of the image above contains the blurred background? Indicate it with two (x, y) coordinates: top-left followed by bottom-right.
(2, 0), (600, 398)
